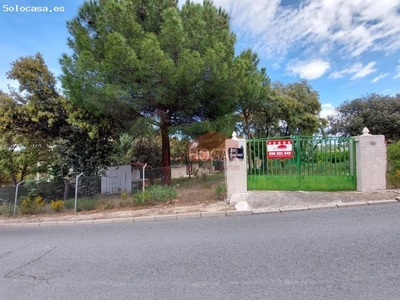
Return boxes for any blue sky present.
[1,0,400,119]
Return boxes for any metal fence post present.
[13,180,24,216]
[74,173,84,214]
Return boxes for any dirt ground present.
[0,200,231,224]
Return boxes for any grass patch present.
[173,173,225,203]
[76,197,97,212]
[0,204,13,217]
[134,185,178,205]
[64,198,75,210]
[172,172,224,188]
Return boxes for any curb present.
[1,199,399,228]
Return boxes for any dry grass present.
[4,173,226,218]
[93,172,226,210]
[173,172,226,205]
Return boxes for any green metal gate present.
[247,136,356,191]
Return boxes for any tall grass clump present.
[134,185,177,205]
[76,197,98,212]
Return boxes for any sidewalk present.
[1,190,399,227]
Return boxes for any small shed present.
[101,163,151,194]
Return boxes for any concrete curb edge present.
[1,199,399,228]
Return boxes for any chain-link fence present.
[0,176,101,204]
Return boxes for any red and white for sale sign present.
[266,140,293,159]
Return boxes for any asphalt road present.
[1,204,400,300]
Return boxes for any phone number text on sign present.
[267,140,293,159]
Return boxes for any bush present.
[0,204,13,217]
[314,150,349,163]
[214,183,227,201]
[20,196,45,215]
[388,141,400,187]
[51,199,65,212]
[24,179,65,201]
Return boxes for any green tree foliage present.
[0,132,49,186]
[4,53,67,141]
[232,49,270,138]
[0,53,119,181]
[0,54,62,184]
[252,80,322,137]
[115,131,162,168]
[170,136,196,178]
[328,94,400,141]
[60,0,238,184]
[387,141,400,187]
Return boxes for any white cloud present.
[286,59,330,80]
[350,62,377,80]
[394,64,400,79]
[330,62,377,80]
[371,73,389,83]
[191,0,400,60]
[320,103,336,119]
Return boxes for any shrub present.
[50,199,65,212]
[24,179,65,201]
[121,192,128,200]
[314,150,349,163]
[20,196,45,215]
[388,141,400,187]
[0,204,13,217]
[134,191,152,206]
[214,183,227,201]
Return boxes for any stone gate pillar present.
[225,132,248,203]
[355,128,387,192]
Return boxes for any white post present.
[142,163,147,193]
[354,127,387,192]
[225,132,248,204]
[13,180,24,216]
[74,173,84,213]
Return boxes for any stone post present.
[354,128,387,192]
[225,132,248,204]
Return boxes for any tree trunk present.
[160,119,171,185]
[63,179,69,201]
[243,110,252,139]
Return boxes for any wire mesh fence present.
[0,176,101,204]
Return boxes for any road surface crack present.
[0,245,30,259]
[4,240,69,280]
